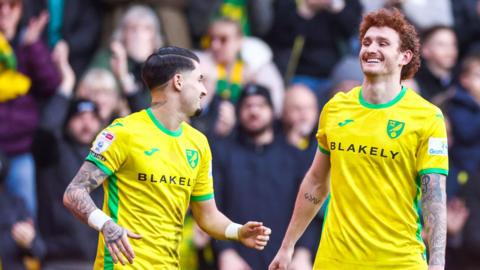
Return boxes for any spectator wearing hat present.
[34,92,102,269]
[211,84,319,270]
[0,150,46,270]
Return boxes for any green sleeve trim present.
[318,145,330,155]
[191,193,214,201]
[86,152,114,177]
[418,168,449,177]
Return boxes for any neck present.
[362,76,403,104]
[250,128,274,146]
[427,62,450,80]
[149,90,186,132]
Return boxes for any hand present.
[110,41,129,79]
[269,245,295,270]
[214,101,236,137]
[52,40,75,95]
[11,220,36,249]
[218,249,252,270]
[238,221,271,250]
[102,220,142,265]
[110,41,138,95]
[22,11,49,45]
[447,198,469,236]
[289,248,312,270]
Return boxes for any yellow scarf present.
[0,33,31,102]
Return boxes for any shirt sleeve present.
[316,101,330,155]
[191,138,214,201]
[85,120,129,176]
[416,109,449,176]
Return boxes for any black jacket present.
[266,0,362,78]
[446,87,480,172]
[33,94,103,262]
[211,129,320,269]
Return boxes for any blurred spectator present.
[0,0,60,217]
[444,115,470,270]
[35,97,102,269]
[0,150,46,270]
[31,42,103,269]
[198,18,284,115]
[90,4,164,112]
[282,84,319,156]
[266,0,362,99]
[416,25,458,101]
[76,68,124,125]
[329,55,364,97]
[212,84,318,270]
[446,54,480,173]
[23,0,102,77]
[452,0,480,56]
[188,0,273,45]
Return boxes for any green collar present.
[359,86,407,109]
[146,108,182,137]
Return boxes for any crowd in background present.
[0,0,479,269]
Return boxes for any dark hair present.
[141,46,200,90]
[460,54,480,76]
[421,25,455,45]
[359,8,421,80]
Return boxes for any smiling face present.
[178,61,207,117]
[359,26,412,80]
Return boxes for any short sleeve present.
[191,139,214,201]
[86,120,129,176]
[417,110,449,176]
[316,102,330,155]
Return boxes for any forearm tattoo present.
[421,173,446,266]
[64,162,107,223]
[304,192,321,205]
[103,220,125,243]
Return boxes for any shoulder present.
[102,110,148,140]
[182,122,211,150]
[404,89,444,118]
[323,86,361,112]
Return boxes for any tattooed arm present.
[269,150,331,270]
[63,161,141,265]
[421,173,447,269]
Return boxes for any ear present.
[400,50,413,66]
[173,74,183,92]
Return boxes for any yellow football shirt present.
[86,108,214,270]
[314,86,448,270]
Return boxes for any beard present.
[191,108,203,118]
[242,122,272,137]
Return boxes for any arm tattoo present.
[64,162,107,223]
[151,100,167,109]
[304,192,321,205]
[103,220,125,243]
[421,173,446,266]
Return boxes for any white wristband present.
[88,209,112,231]
[225,223,242,240]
